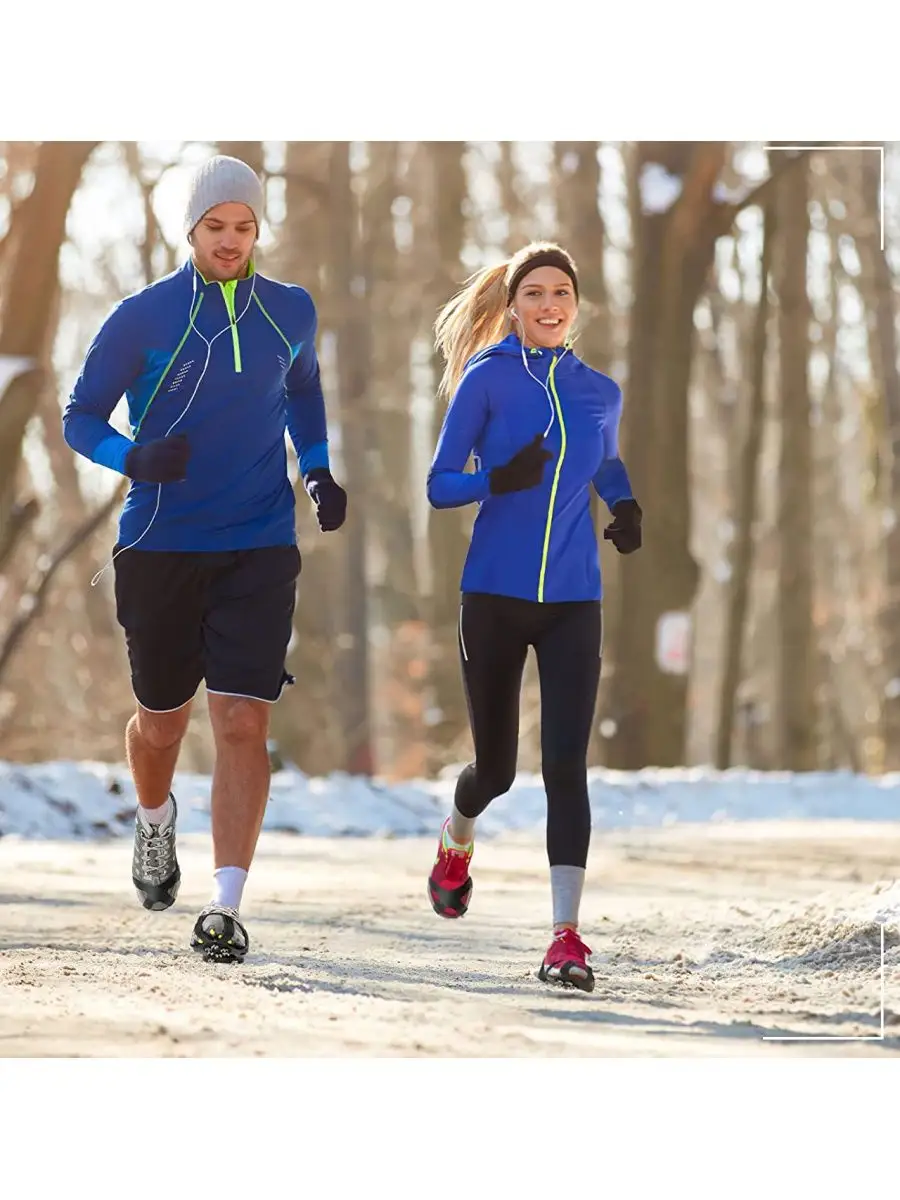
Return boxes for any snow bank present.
[1,760,899,841]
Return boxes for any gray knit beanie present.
[184,155,264,237]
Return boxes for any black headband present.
[506,251,579,303]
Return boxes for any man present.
[63,154,347,963]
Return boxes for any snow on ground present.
[3,760,900,1056]
[3,825,900,1056]
[1,759,899,842]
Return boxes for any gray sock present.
[448,803,476,846]
[550,865,585,928]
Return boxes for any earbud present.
[510,308,519,321]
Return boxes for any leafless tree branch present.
[0,480,127,685]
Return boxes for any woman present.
[425,242,642,992]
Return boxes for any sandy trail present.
[1,821,899,1057]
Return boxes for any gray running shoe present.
[132,794,181,911]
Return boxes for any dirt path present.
[1,822,899,1057]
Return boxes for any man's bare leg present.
[206,693,271,906]
[126,700,193,813]
[128,700,192,911]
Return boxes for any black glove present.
[305,468,347,532]
[124,434,190,483]
[603,498,642,554]
[489,433,553,496]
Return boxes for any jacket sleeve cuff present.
[93,433,134,476]
[298,440,330,480]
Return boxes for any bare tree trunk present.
[811,198,868,772]
[330,143,374,775]
[363,142,428,777]
[553,143,610,370]
[424,141,471,772]
[606,143,810,769]
[0,141,97,567]
[553,141,617,764]
[606,143,719,768]
[775,157,816,770]
[0,365,43,572]
[121,142,178,281]
[265,143,343,775]
[365,141,413,609]
[856,156,900,769]
[0,142,98,356]
[498,143,532,252]
[715,200,775,767]
[0,144,39,288]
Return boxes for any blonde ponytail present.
[433,241,580,399]
[433,263,511,399]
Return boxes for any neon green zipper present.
[537,355,566,603]
[220,280,242,372]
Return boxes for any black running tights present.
[454,592,602,868]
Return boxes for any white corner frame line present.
[762,922,886,1043]
[763,143,885,250]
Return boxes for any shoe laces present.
[137,823,175,880]
[437,831,472,884]
[551,928,592,962]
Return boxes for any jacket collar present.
[185,256,256,290]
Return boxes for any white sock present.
[213,866,248,912]
[550,865,585,929]
[138,795,172,827]
[447,804,476,847]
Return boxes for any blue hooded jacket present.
[427,334,633,603]
[62,258,331,552]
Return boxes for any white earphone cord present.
[90,265,258,588]
[510,307,570,437]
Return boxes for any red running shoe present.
[428,818,473,918]
[538,928,595,992]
